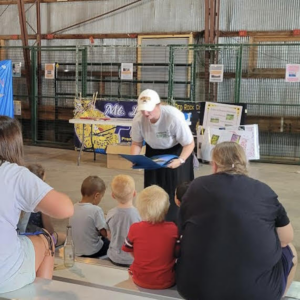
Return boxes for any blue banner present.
[0,60,13,118]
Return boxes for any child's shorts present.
[0,235,36,293]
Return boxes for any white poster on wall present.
[121,63,133,80]
[202,102,243,129]
[209,64,224,82]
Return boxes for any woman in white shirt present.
[130,89,195,222]
[0,116,74,293]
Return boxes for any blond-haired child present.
[122,185,178,289]
[70,176,109,258]
[106,175,140,267]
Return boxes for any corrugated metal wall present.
[1,0,300,37]
[0,0,204,35]
[219,0,300,31]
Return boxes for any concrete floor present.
[24,145,300,281]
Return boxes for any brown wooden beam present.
[0,32,200,40]
[17,0,31,97]
[197,70,286,79]
[219,30,297,37]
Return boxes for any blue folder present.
[120,154,178,170]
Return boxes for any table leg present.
[78,124,85,166]
[91,124,96,162]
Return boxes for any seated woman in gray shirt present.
[106,175,141,267]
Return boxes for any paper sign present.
[14,100,21,115]
[285,64,300,82]
[12,62,21,77]
[45,63,55,79]
[121,63,133,80]
[209,64,224,82]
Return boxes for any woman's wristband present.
[179,157,185,164]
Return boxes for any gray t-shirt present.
[106,207,141,265]
[131,105,193,149]
[70,203,107,256]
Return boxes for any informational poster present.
[285,64,300,82]
[202,102,242,128]
[14,100,21,115]
[200,124,260,161]
[45,63,55,79]
[120,63,133,80]
[209,64,224,82]
[12,62,21,77]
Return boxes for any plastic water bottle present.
[64,225,75,268]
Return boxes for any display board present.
[198,124,260,161]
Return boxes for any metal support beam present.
[17,0,31,96]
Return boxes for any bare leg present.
[283,243,298,297]
[28,234,54,279]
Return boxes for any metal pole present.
[168,46,175,104]
[31,48,37,143]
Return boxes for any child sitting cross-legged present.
[106,175,141,267]
[122,185,179,289]
[70,176,109,258]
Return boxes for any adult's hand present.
[167,158,182,169]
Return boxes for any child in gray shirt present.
[106,175,141,267]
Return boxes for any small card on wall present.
[285,64,300,82]
[45,63,55,79]
[14,100,21,115]
[12,62,21,77]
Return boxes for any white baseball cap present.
[137,89,160,112]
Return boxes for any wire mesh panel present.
[86,45,138,101]
[240,43,300,162]
[32,47,82,147]
[3,43,300,163]
[170,45,241,104]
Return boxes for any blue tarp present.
[0,60,13,118]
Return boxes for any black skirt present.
[144,143,194,223]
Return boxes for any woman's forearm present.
[130,141,143,155]
[179,140,195,161]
